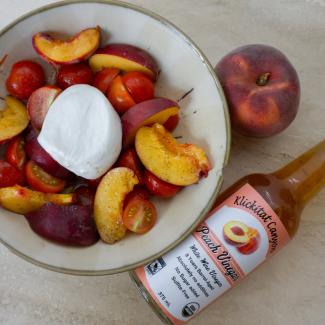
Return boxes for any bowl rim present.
[0,0,231,276]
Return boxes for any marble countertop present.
[0,1,324,324]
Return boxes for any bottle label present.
[135,184,290,324]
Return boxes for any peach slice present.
[121,98,180,148]
[237,228,261,254]
[27,86,62,130]
[33,26,101,65]
[89,44,159,80]
[94,167,139,244]
[223,221,250,246]
[135,123,211,186]
[0,185,75,214]
[0,96,29,142]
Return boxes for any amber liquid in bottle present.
[213,140,325,238]
[131,140,325,324]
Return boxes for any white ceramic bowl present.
[0,0,230,275]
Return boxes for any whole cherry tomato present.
[93,68,120,93]
[122,197,157,234]
[122,71,154,103]
[144,170,182,198]
[25,160,66,193]
[6,60,45,100]
[0,160,25,188]
[116,148,144,185]
[107,75,135,114]
[56,63,93,89]
[6,136,26,170]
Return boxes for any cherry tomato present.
[122,71,154,103]
[56,63,93,89]
[116,148,144,185]
[123,186,151,209]
[122,197,157,234]
[163,114,180,132]
[6,136,26,170]
[107,75,136,114]
[93,68,120,93]
[6,60,45,100]
[0,160,25,187]
[25,160,66,193]
[75,186,95,209]
[144,170,182,198]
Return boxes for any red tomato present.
[123,186,151,209]
[122,197,157,234]
[116,148,144,185]
[25,160,66,193]
[0,160,25,187]
[93,68,120,93]
[107,75,136,114]
[6,136,26,170]
[6,60,45,100]
[144,170,182,198]
[163,114,180,132]
[75,186,95,209]
[56,63,93,89]
[122,71,154,103]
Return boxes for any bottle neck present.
[272,140,325,207]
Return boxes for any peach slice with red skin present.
[135,123,210,186]
[89,44,159,80]
[121,98,180,148]
[27,86,62,130]
[94,167,139,244]
[0,96,29,143]
[33,26,101,65]
[237,228,261,254]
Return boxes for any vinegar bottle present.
[130,140,325,324]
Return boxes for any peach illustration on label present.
[223,220,260,254]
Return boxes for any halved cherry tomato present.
[122,71,154,103]
[93,68,120,93]
[107,75,136,114]
[122,197,157,234]
[6,136,26,170]
[117,148,144,185]
[144,170,182,198]
[123,186,151,209]
[0,160,25,187]
[163,114,180,132]
[25,160,66,193]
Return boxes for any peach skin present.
[89,43,159,80]
[121,98,180,148]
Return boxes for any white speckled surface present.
[0,1,325,324]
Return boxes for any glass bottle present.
[130,140,325,324]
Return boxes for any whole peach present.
[215,44,300,137]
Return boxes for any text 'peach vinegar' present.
[131,140,325,324]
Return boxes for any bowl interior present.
[0,1,229,274]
